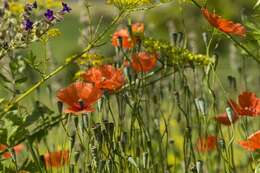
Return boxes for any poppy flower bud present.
[173,91,180,105]
[202,32,208,46]
[196,160,203,173]
[70,131,76,150]
[225,107,234,124]
[57,101,63,114]
[172,32,184,47]
[195,97,207,116]
[217,139,225,149]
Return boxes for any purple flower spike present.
[61,2,71,13]
[44,9,55,22]
[24,19,33,31]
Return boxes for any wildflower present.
[61,2,71,14]
[239,131,260,151]
[112,23,145,48]
[81,65,125,92]
[229,91,260,116]
[0,144,24,159]
[131,51,158,72]
[44,9,55,22]
[57,82,103,114]
[196,136,217,152]
[23,19,33,31]
[201,8,246,37]
[43,150,69,168]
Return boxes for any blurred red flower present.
[0,144,24,159]
[239,131,260,151]
[131,52,158,72]
[201,8,246,37]
[57,82,103,114]
[196,136,217,152]
[229,92,260,116]
[112,22,144,48]
[43,150,69,168]
[81,65,125,92]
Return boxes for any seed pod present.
[57,101,63,114]
[196,160,203,173]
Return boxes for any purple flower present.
[44,9,55,22]
[61,2,71,13]
[24,19,33,31]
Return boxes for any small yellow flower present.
[9,2,24,15]
[41,28,62,42]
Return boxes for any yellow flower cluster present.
[27,0,62,8]
[77,53,106,66]
[40,28,62,42]
[9,2,24,15]
[106,0,153,9]
[143,37,214,66]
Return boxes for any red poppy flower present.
[131,52,158,72]
[112,23,144,48]
[81,65,125,92]
[239,131,260,151]
[201,8,246,37]
[196,136,217,152]
[57,82,103,114]
[0,144,24,159]
[43,150,69,168]
[229,92,260,116]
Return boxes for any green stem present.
[227,34,260,64]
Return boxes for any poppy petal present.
[201,8,246,37]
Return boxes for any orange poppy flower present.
[112,23,144,48]
[43,150,69,168]
[201,8,246,37]
[131,22,145,34]
[229,92,260,116]
[57,82,103,114]
[196,136,217,152]
[131,52,158,72]
[0,144,24,159]
[81,65,125,92]
[239,131,260,151]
